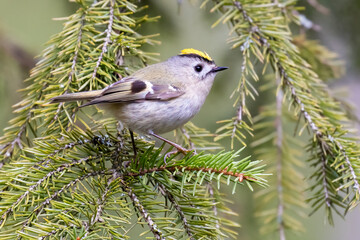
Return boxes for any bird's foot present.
[163,147,194,164]
[148,131,195,165]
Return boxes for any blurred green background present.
[0,0,359,239]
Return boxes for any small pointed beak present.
[211,66,228,73]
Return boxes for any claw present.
[163,150,178,164]
[148,131,196,164]
[163,148,194,165]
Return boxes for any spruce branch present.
[259,0,358,215]
[214,8,257,148]
[208,183,220,230]
[321,155,332,208]
[6,0,355,238]
[275,77,285,240]
[0,123,265,238]
[38,230,58,240]
[0,155,98,226]
[90,0,115,86]
[127,165,258,182]
[18,171,106,238]
[120,178,165,240]
[1,0,160,164]
[252,77,307,237]
[158,184,194,239]
[28,136,91,171]
[82,172,116,239]
[332,138,360,193]
[207,0,360,217]
[1,104,34,162]
[51,13,85,126]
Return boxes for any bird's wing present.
[82,78,184,106]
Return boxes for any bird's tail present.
[50,90,103,103]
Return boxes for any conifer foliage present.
[0,0,359,239]
[0,1,265,239]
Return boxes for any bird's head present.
[167,48,228,87]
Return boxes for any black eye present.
[194,64,203,73]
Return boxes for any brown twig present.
[126,165,256,182]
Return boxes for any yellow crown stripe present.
[180,48,213,62]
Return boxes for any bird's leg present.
[148,131,191,162]
[129,130,138,165]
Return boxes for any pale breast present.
[107,93,206,134]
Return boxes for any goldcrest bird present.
[51,48,228,154]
